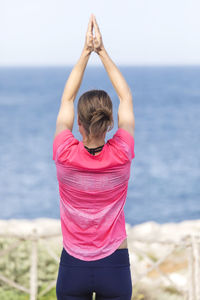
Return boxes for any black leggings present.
[56,247,133,300]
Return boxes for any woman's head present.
[77,89,114,142]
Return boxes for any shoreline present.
[0,217,200,236]
[0,218,200,245]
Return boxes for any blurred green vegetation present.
[0,237,183,300]
[0,237,60,299]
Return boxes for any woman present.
[54,14,135,300]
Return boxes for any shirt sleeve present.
[111,128,135,161]
[53,129,78,162]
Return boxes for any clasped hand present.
[84,14,104,54]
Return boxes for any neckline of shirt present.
[80,141,107,158]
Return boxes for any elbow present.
[119,93,133,103]
[119,88,132,102]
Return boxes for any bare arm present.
[98,48,132,101]
[92,15,135,137]
[54,15,94,138]
[54,49,91,137]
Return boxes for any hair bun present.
[91,108,110,122]
[101,109,110,121]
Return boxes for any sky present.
[0,0,200,66]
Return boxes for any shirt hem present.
[63,235,128,261]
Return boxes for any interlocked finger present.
[93,15,101,37]
[87,15,93,37]
[93,15,100,32]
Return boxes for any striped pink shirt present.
[53,128,135,261]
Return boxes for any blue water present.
[0,66,199,225]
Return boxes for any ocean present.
[0,66,199,225]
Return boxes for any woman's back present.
[53,127,135,261]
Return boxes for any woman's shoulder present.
[107,128,135,161]
[108,127,134,148]
[53,128,79,162]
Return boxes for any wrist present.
[82,47,92,57]
[97,46,107,58]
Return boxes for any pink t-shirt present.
[53,127,135,261]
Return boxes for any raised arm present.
[92,15,135,138]
[54,15,94,138]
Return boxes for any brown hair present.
[77,89,114,141]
